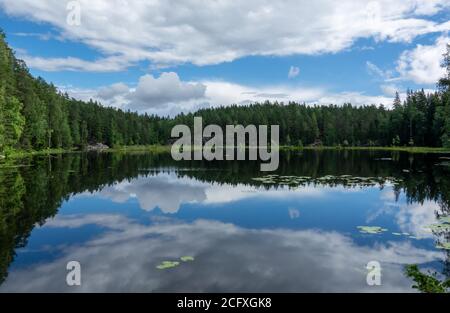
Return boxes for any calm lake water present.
[0,150,449,292]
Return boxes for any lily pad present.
[251,177,268,182]
[424,223,450,232]
[357,226,388,234]
[156,261,180,270]
[436,242,450,250]
[438,216,450,224]
[180,256,195,262]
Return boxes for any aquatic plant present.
[251,174,402,188]
[425,223,450,232]
[436,242,450,250]
[156,261,180,270]
[405,265,450,293]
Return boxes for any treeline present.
[1,29,450,153]
[175,90,450,147]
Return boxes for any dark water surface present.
[0,150,449,292]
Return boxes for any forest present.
[1,29,450,154]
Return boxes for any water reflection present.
[0,216,443,292]
[97,174,207,213]
[0,150,449,292]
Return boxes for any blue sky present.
[0,1,449,116]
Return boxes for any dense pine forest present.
[1,29,450,154]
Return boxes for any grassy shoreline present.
[1,145,450,160]
[280,146,450,153]
[1,148,78,159]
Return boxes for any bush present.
[442,134,450,148]
[405,265,450,293]
[392,135,400,146]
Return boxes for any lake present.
[0,150,449,292]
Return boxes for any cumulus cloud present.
[1,0,449,70]
[128,72,206,109]
[63,73,399,116]
[97,83,129,100]
[380,84,400,96]
[288,66,300,79]
[395,201,442,238]
[397,35,449,84]
[83,72,208,112]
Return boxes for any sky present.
[0,0,449,116]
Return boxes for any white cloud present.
[367,61,386,78]
[79,72,207,112]
[18,54,132,72]
[12,31,55,41]
[1,0,449,70]
[315,91,394,107]
[97,83,129,100]
[380,84,400,96]
[97,174,207,214]
[395,201,441,238]
[129,72,206,109]
[288,66,300,79]
[63,73,398,116]
[203,81,395,108]
[397,35,449,84]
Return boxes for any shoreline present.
[1,145,450,160]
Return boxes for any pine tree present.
[80,121,88,147]
[438,44,450,148]
[1,89,25,148]
[0,88,5,152]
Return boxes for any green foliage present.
[442,134,450,149]
[405,265,450,293]
[392,135,401,146]
[0,89,24,148]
